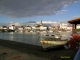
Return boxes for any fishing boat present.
[40,34,68,50]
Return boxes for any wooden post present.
[74,24,77,33]
[75,24,77,29]
[72,24,74,34]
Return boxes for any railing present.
[73,47,80,60]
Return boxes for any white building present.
[1,26,7,30]
[24,25,32,30]
[8,26,14,30]
[18,27,23,30]
[0,26,3,29]
[32,26,36,30]
[67,26,72,31]
[8,25,16,30]
[60,23,68,29]
[40,26,47,30]
[77,24,80,29]
[35,20,47,31]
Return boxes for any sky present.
[0,0,80,24]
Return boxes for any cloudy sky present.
[0,0,80,23]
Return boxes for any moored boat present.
[40,34,68,50]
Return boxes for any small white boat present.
[40,34,68,50]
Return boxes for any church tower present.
[40,20,43,26]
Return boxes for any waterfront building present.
[8,26,14,30]
[49,26,56,30]
[0,26,3,32]
[16,26,23,32]
[2,26,7,30]
[0,26,3,29]
[67,26,72,31]
[40,26,47,30]
[60,23,68,29]
[31,26,36,32]
[24,25,32,30]
[1,26,8,32]
[76,24,80,29]
[23,25,32,32]
[8,25,16,30]
[8,25,16,32]
[35,20,47,31]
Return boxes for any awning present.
[68,17,80,24]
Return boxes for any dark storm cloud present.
[0,0,79,18]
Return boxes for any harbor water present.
[0,32,72,46]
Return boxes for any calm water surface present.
[0,32,72,46]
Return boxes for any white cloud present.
[0,0,79,18]
[9,22,21,26]
[37,21,58,24]
[74,1,78,3]
[61,10,67,13]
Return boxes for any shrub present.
[68,34,80,50]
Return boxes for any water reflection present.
[9,32,14,41]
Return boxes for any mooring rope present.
[35,34,40,45]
